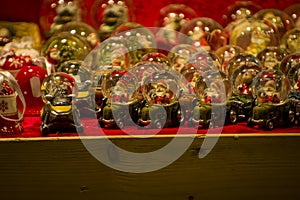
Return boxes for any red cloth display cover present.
[1,0,300,137]
[2,116,296,138]
[0,0,299,29]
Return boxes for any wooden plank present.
[0,135,299,200]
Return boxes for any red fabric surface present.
[1,0,300,138]
[0,0,299,29]
[1,116,297,138]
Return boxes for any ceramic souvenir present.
[15,65,48,116]
[0,71,26,135]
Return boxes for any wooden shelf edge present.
[0,133,300,142]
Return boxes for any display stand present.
[0,0,300,199]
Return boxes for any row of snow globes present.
[1,1,300,135]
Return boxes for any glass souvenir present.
[83,36,133,115]
[96,69,127,128]
[59,21,100,49]
[15,65,48,116]
[39,0,87,38]
[284,3,300,28]
[112,23,157,64]
[226,53,261,78]
[0,71,26,135]
[93,62,159,129]
[253,9,295,39]
[231,64,261,96]
[191,72,231,128]
[180,63,202,95]
[40,72,83,135]
[188,51,222,73]
[256,46,287,70]
[57,60,97,118]
[98,69,146,129]
[91,0,133,41]
[179,63,227,127]
[215,45,244,74]
[280,28,300,54]
[138,70,183,128]
[229,18,279,56]
[221,1,262,27]
[179,17,226,52]
[248,69,294,130]
[280,52,300,75]
[155,4,198,47]
[168,44,198,72]
[287,62,300,96]
[140,52,171,71]
[287,62,300,125]
[228,62,261,123]
[41,31,91,72]
[90,36,132,71]
[130,61,161,99]
[0,50,33,77]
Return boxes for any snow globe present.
[140,52,171,71]
[41,31,91,72]
[112,22,157,65]
[155,4,198,48]
[253,8,295,39]
[222,1,262,27]
[287,62,300,125]
[191,70,230,128]
[226,53,261,78]
[59,21,100,49]
[229,17,279,56]
[57,60,97,118]
[215,45,245,74]
[188,51,222,73]
[280,28,300,54]
[284,3,300,28]
[167,44,198,72]
[40,72,83,135]
[248,69,294,130]
[228,62,261,122]
[280,52,300,75]
[179,17,226,52]
[256,46,287,70]
[138,70,183,128]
